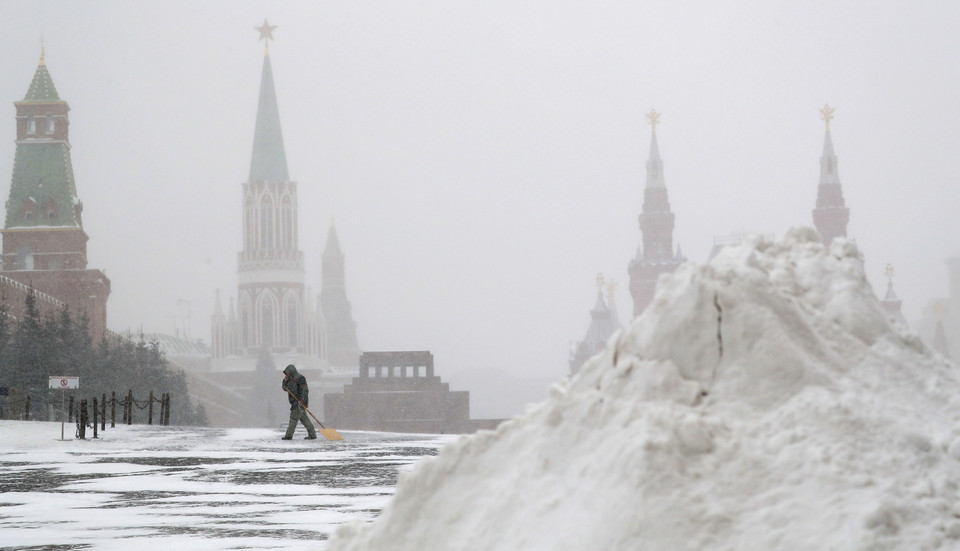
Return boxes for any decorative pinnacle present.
[646,109,661,134]
[820,104,835,131]
[884,263,894,284]
[934,300,946,321]
[255,19,278,55]
[596,273,605,293]
[605,280,618,303]
[39,38,45,66]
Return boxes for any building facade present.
[0,50,110,340]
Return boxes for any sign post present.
[49,376,79,440]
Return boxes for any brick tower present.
[628,110,685,317]
[812,104,850,246]
[0,49,110,340]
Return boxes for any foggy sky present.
[0,1,958,382]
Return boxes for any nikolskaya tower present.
[211,21,360,376]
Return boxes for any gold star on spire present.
[39,37,45,66]
[820,104,835,131]
[255,19,278,56]
[596,273,605,293]
[646,109,661,134]
[884,263,895,284]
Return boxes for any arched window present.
[21,199,36,223]
[43,198,58,221]
[244,196,254,250]
[281,195,294,250]
[239,293,253,349]
[258,291,278,348]
[259,196,274,249]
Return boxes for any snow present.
[328,228,960,551]
[0,422,452,549]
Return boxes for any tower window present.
[44,199,58,221]
[27,117,36,134]
[45,116,55,134]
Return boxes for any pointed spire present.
[228,296,237,322]
[605,279,621,328]
[323,220,343,257]
[570,274,622,375]
[645,109,665,189]
[819,104,840,186]
[248,23,289,183]
[23,47,60,102]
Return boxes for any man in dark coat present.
[281,364,317,440]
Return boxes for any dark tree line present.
[0,290,206,425]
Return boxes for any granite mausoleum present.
[324,351,502,434]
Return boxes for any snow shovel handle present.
[284,387,327,429]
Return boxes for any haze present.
[1,2,957,399]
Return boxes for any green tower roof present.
[249,54,289,182]
[5,142,80,229]
[23,52,60,102]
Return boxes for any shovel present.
[285,387,343,441]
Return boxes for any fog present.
[1,2,958,389]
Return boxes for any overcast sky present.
[0,1,957,381]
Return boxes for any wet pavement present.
[0,424,452,550]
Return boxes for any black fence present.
[2,389,172,438]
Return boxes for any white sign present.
[48,376,79,390]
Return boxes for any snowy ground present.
[0,420,452,550]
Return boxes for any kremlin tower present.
[0,49,110,340]
[569,275,622,375]
[628,110,685,317]
[879,264,907,326]
[812,104,850,246]
[211,21,360,386]
[320,221,360,367]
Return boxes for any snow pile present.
[327,228,960,551]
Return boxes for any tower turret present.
[320,220,360,367]
[628,110,685,317]
[0,49,110,340]
[879,264,907,326]
[570,274,623,375]
[812,104,850,246]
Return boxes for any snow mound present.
[328,228,960,551]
